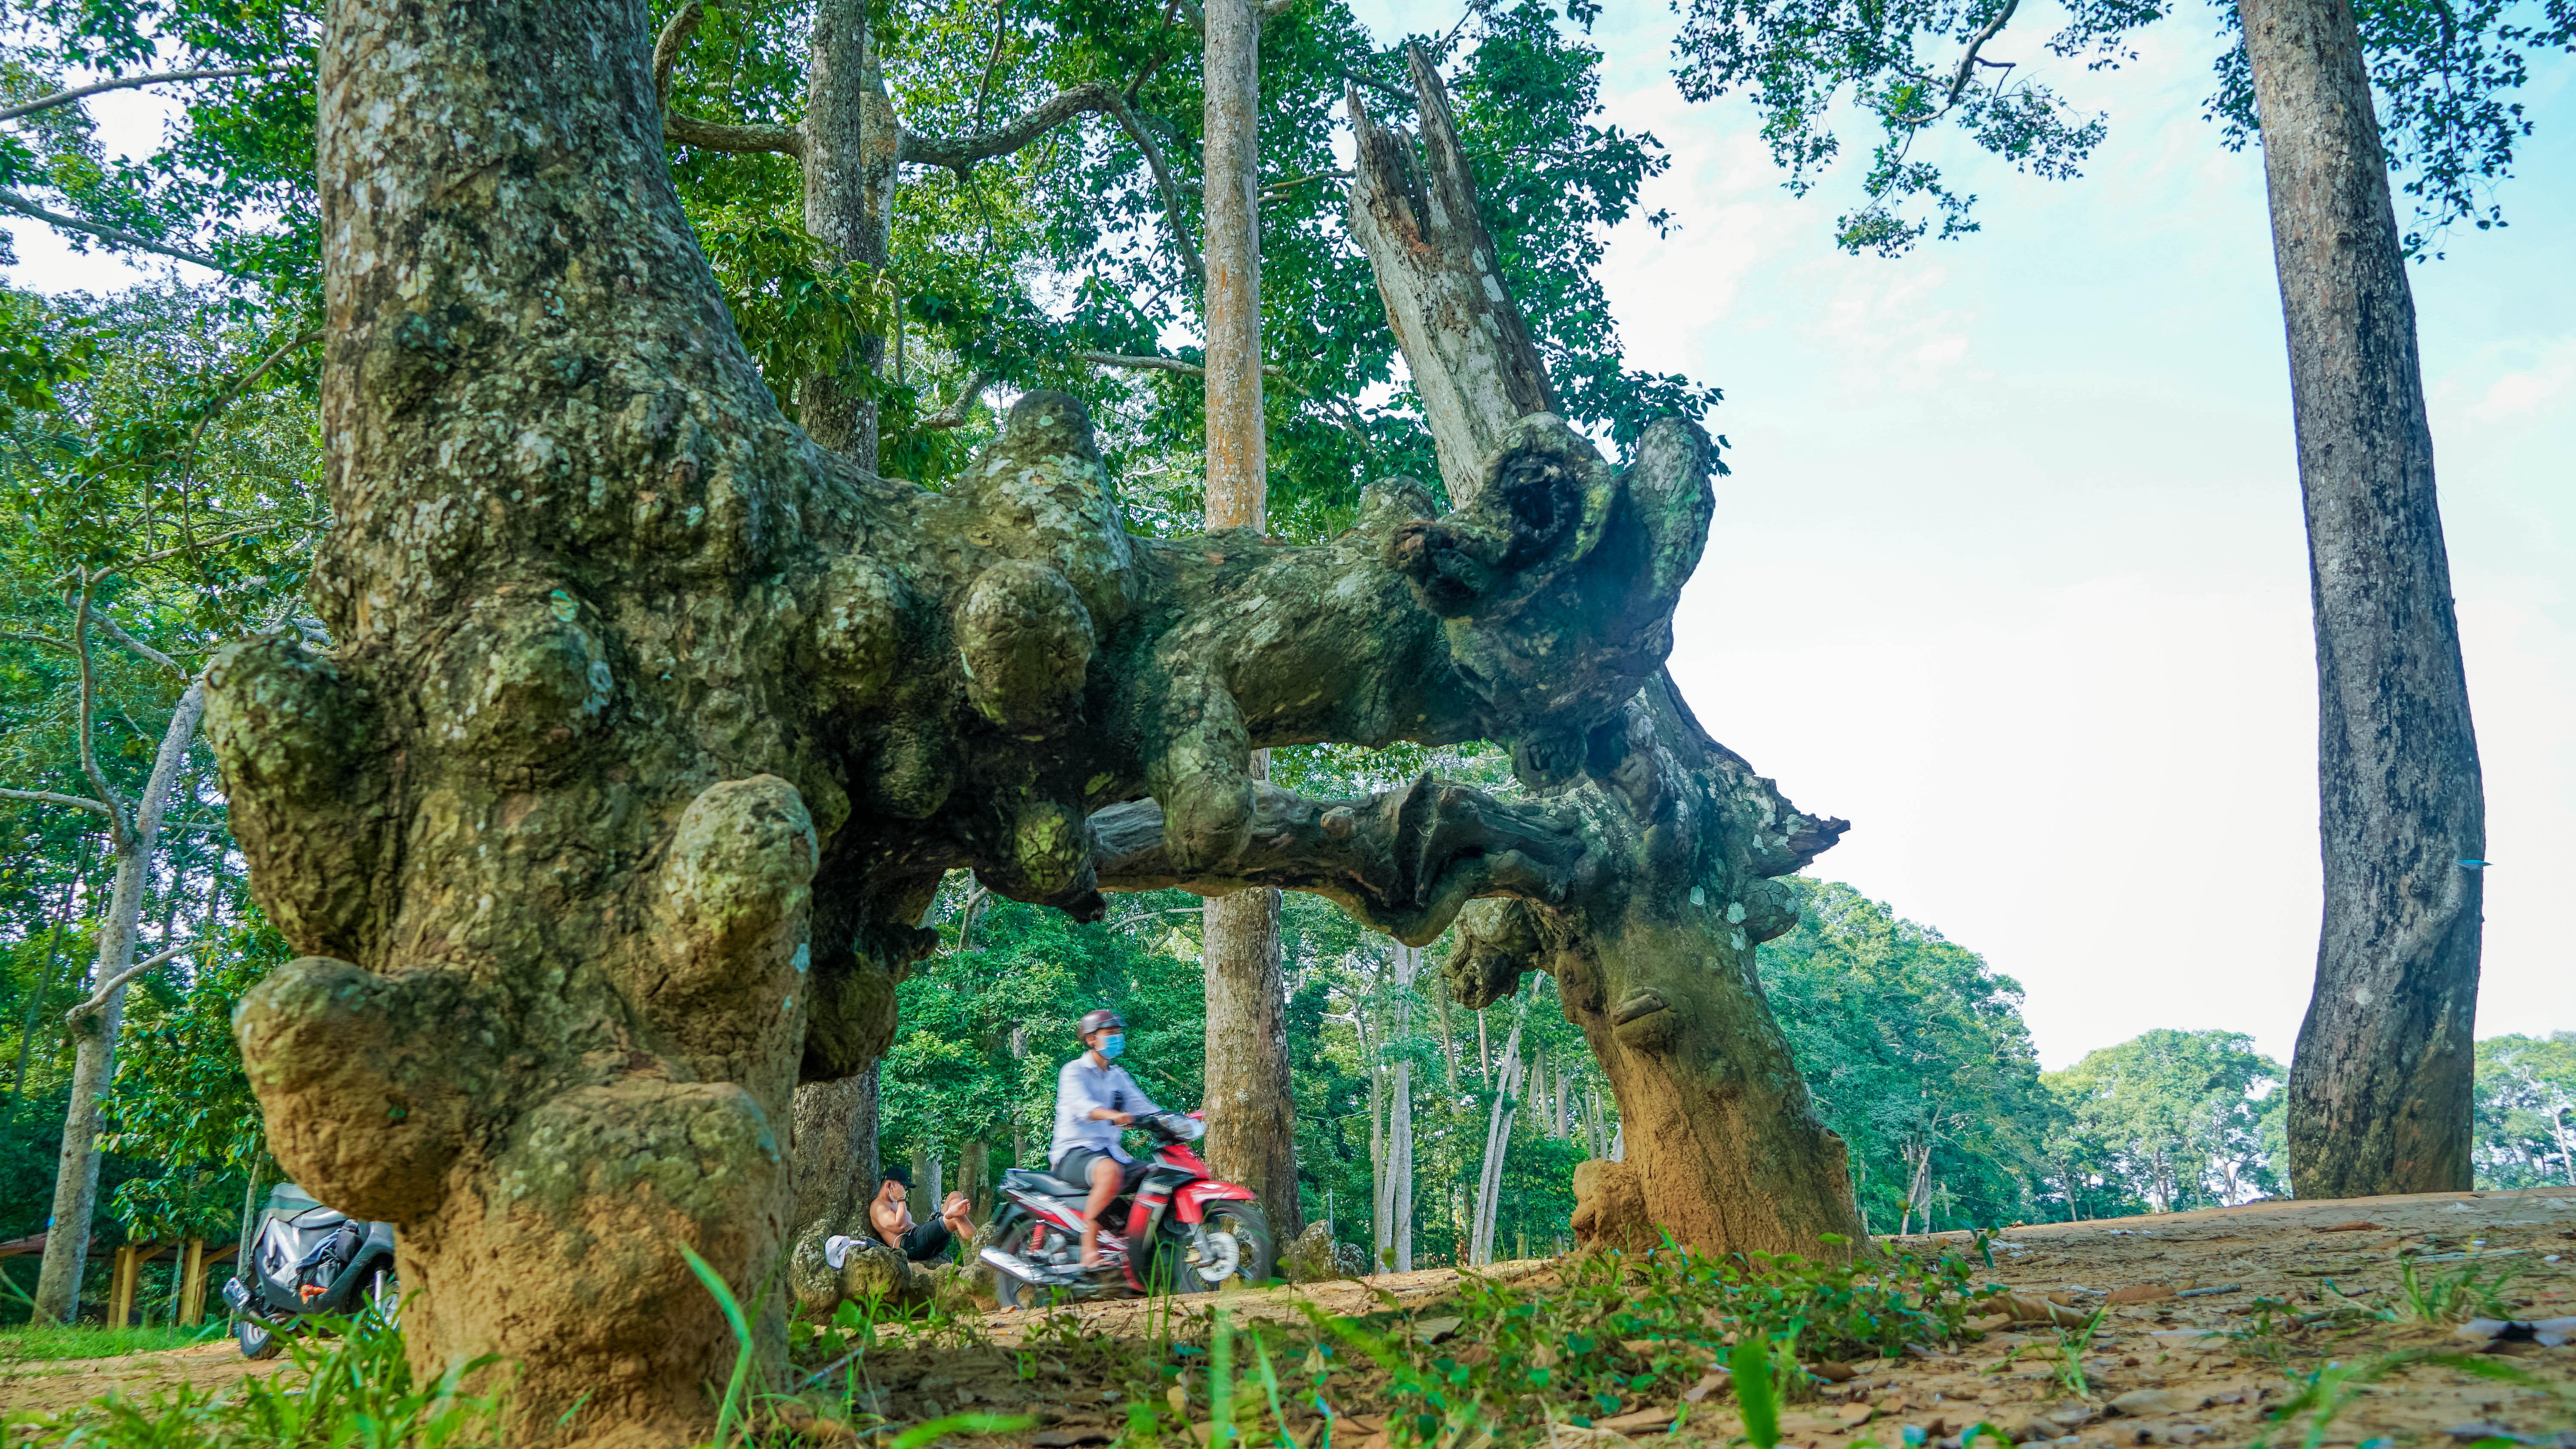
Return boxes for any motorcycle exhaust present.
[980,1246,1081,1287]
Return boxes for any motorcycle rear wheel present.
[989,1217,1053,1310]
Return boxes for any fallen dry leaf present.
[1601,1406,1678,1434]
[1835,1401,1875,1426]
[2107,1283,2176,1305]
[1681,1371,1727,1403]
[1994,1293,2092,1327]
[1411,1315,1464,1343]
[2311,1220,2382,1232]
[2110,1388,2199,1418]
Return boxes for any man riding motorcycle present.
[976,1006,1273,1303]
[1052,1007,1159,1268]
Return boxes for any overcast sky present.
[9,3,2568,1071]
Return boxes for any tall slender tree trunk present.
[1197,0,1299,1243]
[2240,0,2486,1200]
[959,1139,988,1222]
[33,681,206,1323]
[1434,987,1457,1090]
[1368,1028,1388,1267]
[1469,990,1527,1266]
[796,0,896,465]
[1393,945,1416,1271]
[1376,942,1417,1272]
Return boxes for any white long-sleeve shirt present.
[1050,1054,1161,1164]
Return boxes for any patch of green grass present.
[2257,1348,2574,1449]
[1178,1237,2006,1446]
[0,1322,219,1364]
[2047,1310,2106,1399]
[3,1310,505,1448]
[2394,1256,2524,1325]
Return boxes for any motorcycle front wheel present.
[366,1267,401,1326]
[235,1316,282,1361]
[1159,1202,1274,1294]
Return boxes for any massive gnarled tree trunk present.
[206,5,1847,1441]
[196,6,1731,1441]
[2238,0,2486,1199]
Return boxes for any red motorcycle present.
[980,1110,1274,1304]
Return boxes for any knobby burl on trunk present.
[197,2,1725,1437]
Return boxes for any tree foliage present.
[1756,879,2056,1233]
[2473,1032,2576,1188]
[1672,0,2576,255]
[2045,1027,2286,1215]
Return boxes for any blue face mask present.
[1098,1033,1126,1060]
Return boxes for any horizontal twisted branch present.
[1091,774,1599,946]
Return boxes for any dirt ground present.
[0,1337,291,1419]
[830,1186,2576,1447]
[5,1186,2570,1444]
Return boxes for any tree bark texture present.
[1200,0,1264,520]
[204,2,1826,1436]
[788,1063,877,1236]
[2239,0,2487,1198]
[33,681,205,1322]
[1203,882,1299,1235]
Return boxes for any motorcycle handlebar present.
[1138,1109,1206,1143]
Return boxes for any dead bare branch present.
[0,64,283,125]
[654,2,807,158]
[0,188,228,272]
[1944,0,2022,108]
[64,940,197,1023]
[0,788,114,816]
[911,370,994,431]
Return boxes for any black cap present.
[881,1162,912,1189]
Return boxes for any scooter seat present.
[1002,1167,1087,1197]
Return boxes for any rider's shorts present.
[1054,1148,1151,1197]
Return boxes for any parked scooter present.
[979,1109,1273,1304]
[221,1182,398,1359]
